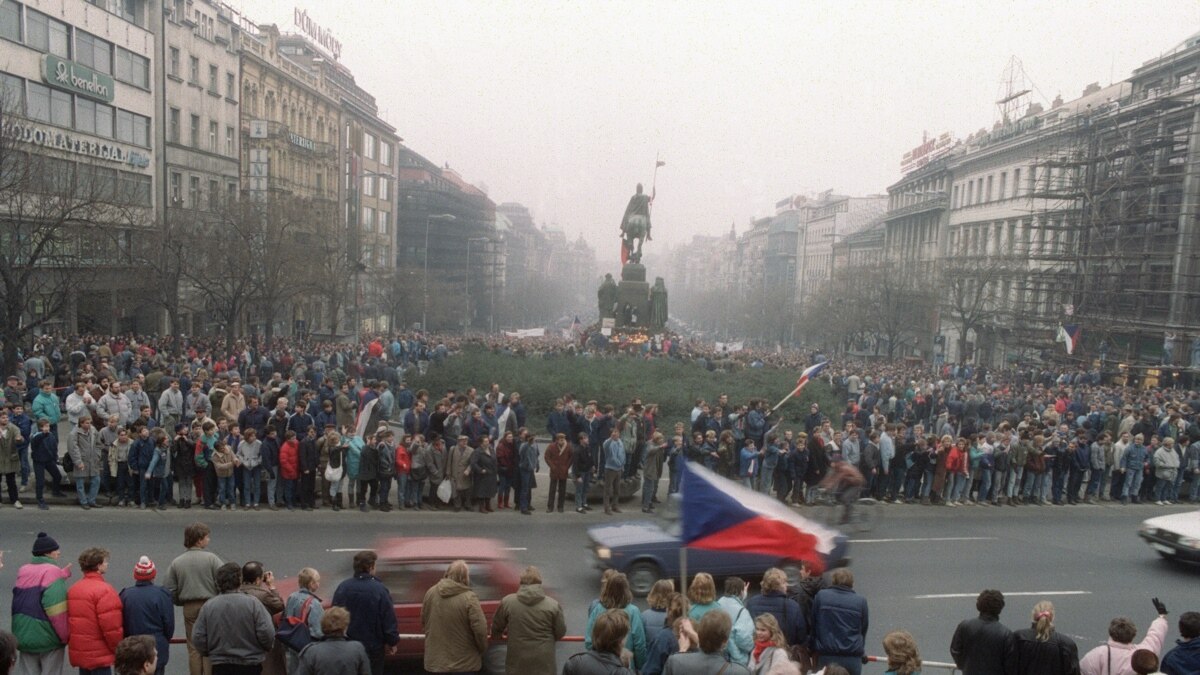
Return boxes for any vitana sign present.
[42,55,116,103]
[2,120,151,169]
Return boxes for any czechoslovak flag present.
[1056,324,1081,355]
[790,361,829,397]
[681,462,846,574]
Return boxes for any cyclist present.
[819,456,865,525]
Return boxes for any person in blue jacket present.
[331,551,398,675]
[1161,611,1200,675]
[810,568,868,675]
[119,556,175,675]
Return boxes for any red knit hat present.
[134,556,156,581]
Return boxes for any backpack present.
[276,596,315,652]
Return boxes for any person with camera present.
[1080,599,1169,675]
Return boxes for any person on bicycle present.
[820,454,865,525]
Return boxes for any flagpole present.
[679,546,687,596]
[769,384,805,414]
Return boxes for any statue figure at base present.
[649,277,668,330]
[598,273,618,319]
[620,183,653,265]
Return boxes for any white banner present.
[715,341,744,353]
[504,328,545,338]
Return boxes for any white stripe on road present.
[326,548,367,552]
[848,536,999,544]
[502,547,528,551]
[913,591,1091,599]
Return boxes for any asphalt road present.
[0,499,1195,674]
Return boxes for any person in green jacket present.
[31,382,61,428]
[13,532,72,675]
[584,573,647,670]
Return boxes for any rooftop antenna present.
[996,56,1032,124]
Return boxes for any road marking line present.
[502,547,528,551]
[326,548,367,552]
[848,536,999,544]
[913,591,1091,599]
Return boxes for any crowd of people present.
[3,524,1197,675]
[2,333,1199,513]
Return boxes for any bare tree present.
[252,198,316,343]
[307,206,356,336]
[942,258,1008,362]
[0,98,144,374]
[848,266,937,359]
[184,199,266,349]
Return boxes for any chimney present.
[1082,82,1101,96]
[1052,94,1064,108]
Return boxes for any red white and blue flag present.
[790,361,829,396]
[681,462,845,573]
[1056,324,1081,355]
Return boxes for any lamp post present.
[423,213,456,332]
[353,170,395,345]
[466,236,488,333]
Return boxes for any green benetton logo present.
[42,54,115,103]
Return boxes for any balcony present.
[886,194,949,220]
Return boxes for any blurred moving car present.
[587,500,849,596]
[1139,510,1200,563]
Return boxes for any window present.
[952,184,959,208]
[189,114,199,147]
[115,47,149,88]
[985,175,993,202]
[379,177,389,201]
[26,81,51,123]
[225,72,235,99]
[169,107,180,142]
[225,126,235,156]
[0,1,21,43]
[116,173,151,206]
[380,142,391,167]
[75,31,112,75]
[1012,169,1021,198]
[0,73,22,112]
[188,176,200,206]
[227,182,237,202]
[115,109,149,146]
[75,98,113,138]
[362,206,374,232]
[208,64,218,93]
[208,179,219,210]
[379,212,389,235]
[966,181,973,205]
[208,121,217,152]
[189,56,199,84]
[49,88,71,127]
[998,172,1007,199]
[168,47,180,77]
[27,10,69,58]
[363,175,375,197]
[363,132,376,159]
[169,172,182,202]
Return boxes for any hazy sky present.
[234,0,1199,261]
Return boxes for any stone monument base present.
[616,264,650,328]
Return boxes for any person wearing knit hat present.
[119,556,173,675]
[31,532,59,557]
[13,532,71,674]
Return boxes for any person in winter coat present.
[69,417,104,509]
[170,425,196,509]
[235,428,262,510]
[258,428,280,510]
[1152,439,1181,504]
[29,418,67,509]
[190,563,275,673]
[663,610,752,675]
[14,532,72,675]
[119,557,174,675]
[810,568,868,675]
[282,568,325,675]
[294,608,369,675]
[356,433,380,512]
[0,411,25,508]
[421,560,488,674]
[564,609,635,675]
[278,431,300,510]
[1004,600,1080,675]
[585,573,647,670]
[1080,603,1169,675]
[210,441,236,510]
[951,589,1011,675]
[544,433,572,513]
[1160,611,1200,675]
[495,430,518,510]
[67,547,124,674]
[717,578,755,667]
[470,439,498,512]
[129,426,155,508]
[331,551,398,675]
[32,381,62,428]
[375,431,396,511]
[518,431,540,515]
[746,568,806,650]
[447,436,474,512]
[143,430,171,510]
[297,428,320,511]
[748,614,792,675]
[490,566,566,675]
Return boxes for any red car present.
[374,536,524,660]
[275,537,525,663]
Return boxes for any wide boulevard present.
[0,498,1195,673]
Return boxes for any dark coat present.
[951,613,1011,675]
[330,574,398,656]
[1004,626,1080,675]
[809,585,868,657]
[470,448,498,499]
[746,591,806,647]
[119,581,175,670]
[1161,637,1200,675]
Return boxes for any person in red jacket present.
[279,430,300,511]
[67,547,123,675]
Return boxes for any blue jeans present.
[1052,468,1066,503]
[575,474,591,510]
[1023,471,1044,500]
[1122,469,1143,501]
[75,476,101,506]
[978,469,992,501]
[115,462,134,503]
[1154,476,1175,502]
[950,473,969,501]
[1006,467,1023,498]
[1085,468,1103,497]
[18,445,29,485]
[1189,471,1200,500]
[394,474,408,506]
[243,466,261,506]
[283,479,297,508]
[498,473,513,504]
[266,473,278,506]
[217,476,235,505]
[140,474,158,506]
[668,460,681,494]
[406,478,424,507]
[157,475,171,506]
[920,468,935,497]
[518,469,535,512]
[378,475,393,506]
[759,466,775,495]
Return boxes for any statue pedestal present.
[615,264,650,328]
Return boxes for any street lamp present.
[466,236,489,333]
[353,170,395,345]
[423,213,456,332]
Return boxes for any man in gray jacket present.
[192,563,275,675]
[295,607,370,675]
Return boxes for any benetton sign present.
[293,8,341,60]
[42,54,115,103]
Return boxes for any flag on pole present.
[790,361,829,396]
[656,160,666,167]
[571,315,582,334]
[1056,324,1081,355]
[681,462,845,573]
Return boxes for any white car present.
[1139,510,1200,563]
